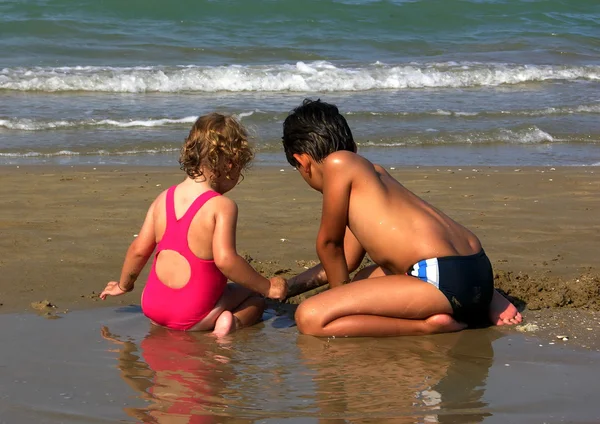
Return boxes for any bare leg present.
[489,289,522,326]
[233,293,265,327]
[352,264,459,332]
[355,266,522,328]
[351,264,391,281]
[213,294,265,337]
[190,283,265,335]
[295,275,467,337]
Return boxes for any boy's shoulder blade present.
[325,150,361,167]
[326,151,375,174]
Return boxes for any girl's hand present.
[100,281,129,300]
[267,276,288,301]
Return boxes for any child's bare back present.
[331,151,481,275]
[149,185,226,290]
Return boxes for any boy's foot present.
[212,311,237,337]
[425,314,467,334]
[489,289,522,326]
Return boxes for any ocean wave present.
[347,103,600,119]
[0,147,179,157]
[3,126,595,160]
[0,117,197,131]
[1,62,598,93]
[3,103,599,132]
[0,112,260,131]
[358,126,556,147]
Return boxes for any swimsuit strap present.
[165,186,178,227]
[175,190,221,229]
[160,186,220,249]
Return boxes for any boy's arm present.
[316,160,353,288]
[100,199,158,299]
[344,228,367,272]
[287,228,365,297]
[212,197,287,300]
[373,163,392,178]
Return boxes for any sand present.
[1,165,599,347]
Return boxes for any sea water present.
[1,307,599,423]
[1,0,599,167]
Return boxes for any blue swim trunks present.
[408,250,494,326]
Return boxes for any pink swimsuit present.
[142,186,227,331]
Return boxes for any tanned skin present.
[290,150,521,337]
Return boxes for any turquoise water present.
[1,0,599,166]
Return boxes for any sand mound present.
[495,269,600,311]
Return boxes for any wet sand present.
[1,164,600,423]
[1,164,599,348]
[0,306,599,423]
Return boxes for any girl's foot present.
[489,289,522,326]
[212,311,237,337]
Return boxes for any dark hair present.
[282,99,356,167]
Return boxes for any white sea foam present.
[2,101,598,132]
[343,103,600,119]
[0,116,197,131]
[0,147,179,157]
[497,127,554,144]
[0,110,260,131]
[358,126,556,147]
[235,110,255,120]
[0,150,81,157]
[1,62,598,93]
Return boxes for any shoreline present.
[1,164,598,348]
[3,145,600,169]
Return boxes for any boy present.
[283,99,521,337]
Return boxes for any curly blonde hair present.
[179,113,254,182]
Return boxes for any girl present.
[100,113,287,336]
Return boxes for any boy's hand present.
[267,276,288,301]
[100,281,129,300]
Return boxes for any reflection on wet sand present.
[102,325,234,423]
[295,329,502,423]
[103,317,503,423]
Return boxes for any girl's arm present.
[212,197,287,300]
[100,200,158,299]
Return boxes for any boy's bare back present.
[322,150,482,274]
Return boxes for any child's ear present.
[293,153,312,174]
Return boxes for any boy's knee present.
[295,302,323,336]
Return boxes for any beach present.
[2,0,600,421]
[1,164,598,346]
[2,164,600,423]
